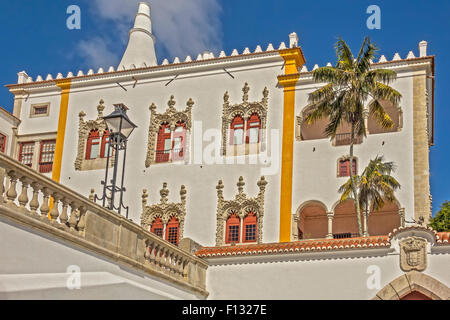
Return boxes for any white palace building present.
[0,2,448,300]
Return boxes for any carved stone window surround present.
[221,83,269,156]
[140,183,187,244]
[215,176,267,246]
[74,99,114,171]
[145,95,194,167]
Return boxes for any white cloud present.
[77,37,119,69]
[77,0,223,67]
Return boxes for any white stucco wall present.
[55,60,284,246]
[205,250,449,300]
[0,215,203,300]
[10,54,433,247]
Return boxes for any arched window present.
[86,129,100,160]
[230,115,244,145]
[225,213,240,243]
[156,123,171,163]
[150,217,164,238]
[243,212,257,242]
[165,216,180,246]
[246,113,261,144]
[172,121,186,161]
[338,158,357,177]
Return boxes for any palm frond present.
[312,67,350,86]
[371,82,402,105]
[357,39,377,75]
[308,83,334,104]
[335,38,354,70]
[365,69,397,85]
[368,99,394,129]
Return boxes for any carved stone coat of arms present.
[399,236,427,272]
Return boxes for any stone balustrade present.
[0,153,208,298]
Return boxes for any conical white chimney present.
[118,2,157,69]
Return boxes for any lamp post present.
[95,103,137,218]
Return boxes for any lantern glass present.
[103,104,137,139]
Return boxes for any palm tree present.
[339,155,401,236]
[304,37,401,236]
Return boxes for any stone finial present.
[242,83,249,103]
[142,189,148,207]
[237,176,245,194]
[262,87,269,103]
[89,189,95,201]
[168,95,176,110]
[257,176,268,193]
[419,40,427,57]
[160,182,169,203]
[180,185,187,203]
[186,98,194,109]
[223,91,229,105]
[97,99,105,118]
[79,111,86,121]
[216,180,224,199]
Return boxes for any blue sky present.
[0,0,448,214]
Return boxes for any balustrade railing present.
[335,133,363,146]
[0,153,207,296]
[332,232,361,239]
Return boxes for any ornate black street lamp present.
[95,103,137,218]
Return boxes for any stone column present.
[326,212,334,239]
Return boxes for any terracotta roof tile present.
[436,232,450,244]
[195,235,390,258]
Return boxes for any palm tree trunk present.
[349,124,363,236]
[363,202,369,237]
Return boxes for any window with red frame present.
[86,130,100,160]
[39,140,56,173]
[225,213,240,243]
[338,159,357,177]
[150,217,164,238]
[0,133,6,153]
[165,216,180,246]
[246,113,261,144]
[230,115,244,145]
[243,212,257,242]
[156,123,171,163]
[19,142,34,167]
[172,122,186,161]
[100,130,112,158]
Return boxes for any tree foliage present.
[339,155,400,236]
[429,201,450,232]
